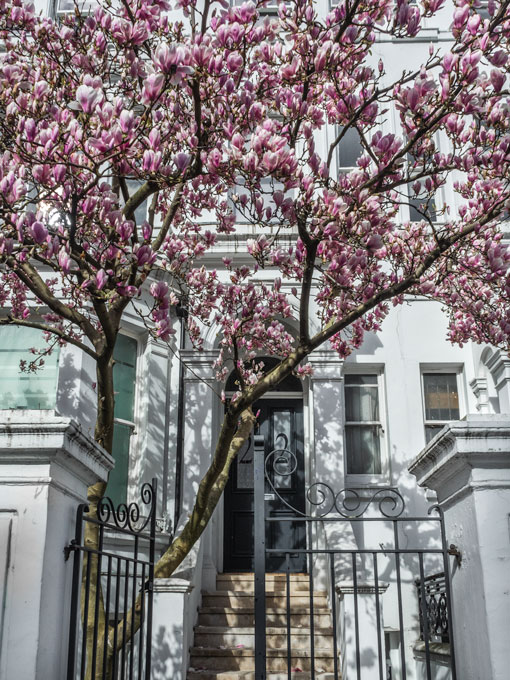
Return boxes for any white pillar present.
[0,411,113,680]
[178,349,219,589]
[308,350,345,488]
[151,578,194,680]
[409,415,510,680]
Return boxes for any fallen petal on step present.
[292,668,303,672]
[236,644,245,648]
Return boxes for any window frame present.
[51,0,98,19]
[343,365,390,486]
[420,365,465,444]
[107,329,143,505]
[335,124,362,176]
[0,324,60,411]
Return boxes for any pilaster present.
[409,415,510,680]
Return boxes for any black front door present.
[223,399,306,572]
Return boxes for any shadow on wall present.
[152,623,184,680]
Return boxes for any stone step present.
[216,582,315,594]
[216,573,313,592]
[198,608,332,628]
[193,626,334,650]
[188,672,337,680]
[201,592,328,609]
[217,573,310,583]
[190,647,336,672]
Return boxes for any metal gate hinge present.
[64,540,77,562]
[448,543,462,566]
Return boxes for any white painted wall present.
[0,413,112,680]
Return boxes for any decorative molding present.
[0,412,114,488]
[308,350,344,380]
[180,349,219,381]
[485,350,510,389]
[153,577,194,594]
[408,415,510,503]
[469,377,490,414]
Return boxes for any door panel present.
[223,399,305,572]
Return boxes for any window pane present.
[236,436,254,490]
[338,127,361,169]
[409,193,437,222]
[345,374,378,385]
[108,422,132,506]
[113,335,137,422]
[272,409,293,489]
[126,180,148,226]
[423,373,459,421]
[57,0,97,12]
[346,425,382,474]
[345,375,379,422]
[0,326,59,410]
[107,335,138,504]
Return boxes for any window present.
[0,326,59,410]
[422,372,460,443]
[53,0,97,16]
[337,126,362,174]
[125,179,149,227]
[407,153,437,223]
[344,374,384,475]
[107,334,138,505]
[232,0,282,16]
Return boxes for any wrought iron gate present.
[66,480,157,680]
[253,435,457,680]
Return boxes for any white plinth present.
[409,415,510,680]
[0,411,113,680]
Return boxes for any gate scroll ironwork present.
[66,479,157,680]
[253,435,457,680]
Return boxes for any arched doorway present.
[223,358,306,572]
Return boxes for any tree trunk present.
[107,407,257,658]
[83,354,115,680]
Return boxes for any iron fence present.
[416,572,450,643]
[66,480,157,680]
[253,435,457,680]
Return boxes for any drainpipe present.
[173,303,188,533]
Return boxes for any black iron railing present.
[416,572,450,643]
[253,434,457,680]
[66,480,157,680]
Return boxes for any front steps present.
[188,573,338,680]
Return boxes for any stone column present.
[0,411,113,680]
[409,415,510,680]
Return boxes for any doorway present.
[223,397,306,572]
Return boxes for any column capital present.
[180,349,219,381]
[409,415,510,505]
[469,377,490,414]
[308,350,343,380]
[153,577,194,594]
[485,350,510,387]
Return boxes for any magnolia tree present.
[2,0,510,672]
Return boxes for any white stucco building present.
[1,2,510,680]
